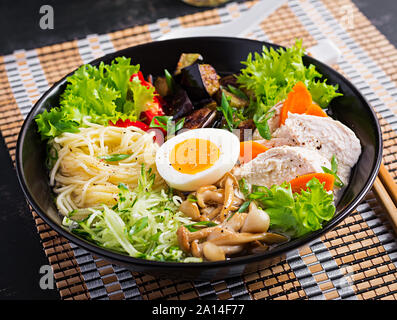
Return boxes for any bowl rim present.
[15,36,383,269]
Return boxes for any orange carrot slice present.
[289,173,335,194]
[279,82,312,126]
[305,103,328,117]
[239,141,269,164]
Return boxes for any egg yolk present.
[170,138,220,174]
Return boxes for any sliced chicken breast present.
[233,145,330,188]
[258,113,361,184]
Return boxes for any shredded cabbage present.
[63,166,201,262]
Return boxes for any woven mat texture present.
[1,0,397,300]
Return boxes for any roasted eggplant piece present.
[183,108,219,129]
[202,100,218,111]
[191,97,214,109]
[214,88,249,109]
[163,88,195,120]
[175,53,203,75]
[210,110,224,128]
[220,74,255,101]
[154,76,171,97]
[219,74,239,88]
[180,63,220,102]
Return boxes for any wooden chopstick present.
[378,163,397,207]
[372,163,397,234]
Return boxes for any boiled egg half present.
[155,128,240,191]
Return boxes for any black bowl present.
[16,37,382,281]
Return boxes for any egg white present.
[155,128,240,191]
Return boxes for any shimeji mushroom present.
[191,239,244,261]
[223,212,247,232]
[191,240,203,258]
[179,200,201,221]
[201,205,223,221]
[196,186,224,208]
[208,229,286,246]
[202,242,225,261]
[176,173,287,261]
[183,174,244,222]
[177,213,287,261]
[177,225,214,252]
[241,202,270,233]
[217,173,238,222]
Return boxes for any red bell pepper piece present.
[141,108,165,124]
[130,71,151,88]
[109,119,164,144]
[109,119,150,131]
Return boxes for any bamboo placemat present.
[2,0,397,300]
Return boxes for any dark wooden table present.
[0,0,395,300]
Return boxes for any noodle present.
[50,120,164,216]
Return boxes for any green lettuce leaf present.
[35,57,156,140]
[294,178,335,233]
[127,76,156,117]
[236,40,342,114]
[248,178,336,238]
[102,57,140,109]
[308,80,342,108]
[35,107,80,140]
